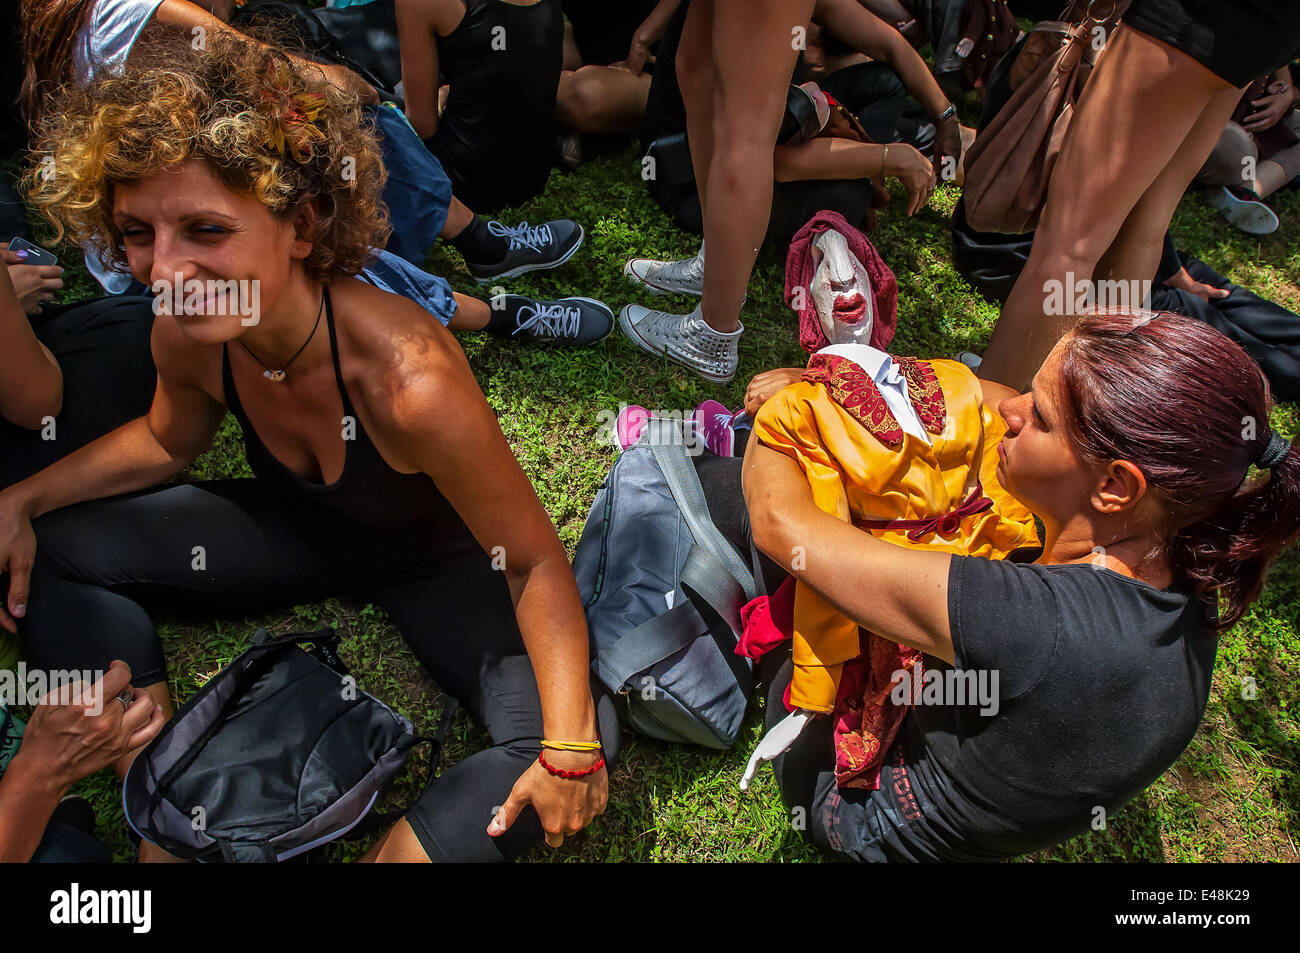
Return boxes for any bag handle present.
[644,418,757,602]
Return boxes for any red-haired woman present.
[742,309,1297,860]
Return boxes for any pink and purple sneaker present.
[691,400,746,457]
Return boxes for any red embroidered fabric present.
[734,577,920,791]
[833,638,922,790]
[802,353,947,448]
[894,357,946,436]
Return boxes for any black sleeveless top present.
[221,289,483,578]
[428,0,564,212]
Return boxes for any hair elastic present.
[1257,430,1290,470]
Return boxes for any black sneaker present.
[466,219,584,283]
[505,295,614,347]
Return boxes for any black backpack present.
[123,628,432,862]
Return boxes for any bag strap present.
[645,418,757,602]
[594,544,748,694]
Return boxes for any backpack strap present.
[594,544,748,694]
[645,418,757,602]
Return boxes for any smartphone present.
[7,236,58,267]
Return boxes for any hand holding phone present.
[6,237,58,268]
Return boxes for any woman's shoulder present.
[329,277,476,423]
[949,554,1212,699]
[955,555,1201,629]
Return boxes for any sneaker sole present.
[1208,189,1279,236]
[471,226,586,283]
[622,259,704,296]
[618,306,736,384]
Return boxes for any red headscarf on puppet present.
[785,210,898,354]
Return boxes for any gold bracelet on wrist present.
[541,739,603,752]
[881,143,889,176]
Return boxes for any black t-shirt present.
[873,553,1216,861]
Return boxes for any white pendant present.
[263,369,286,382]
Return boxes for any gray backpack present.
[573,418,758,748]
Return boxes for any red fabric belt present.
[854,484,993,542]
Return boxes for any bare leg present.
[677,0,717,212]
[688,0,815,333]
[359,818,431,862]
[1253,150,1300,197]
[448,292,489,331]
[113,682,188,863]
[980,26,1240,388]
[439,196,475,239]
[556,66,652,134]
[1093,85,1242,290]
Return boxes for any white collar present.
[816,343,931,445]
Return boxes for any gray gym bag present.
[573,418,758,748]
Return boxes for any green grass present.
[22,144,1300,863]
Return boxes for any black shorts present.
[1123,0,1300,88]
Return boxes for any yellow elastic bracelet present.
[541,739,603,752]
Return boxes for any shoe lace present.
[513,301,581,338]
[488,220,554,253]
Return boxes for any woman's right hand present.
[0,495,36,633]
[886,142,937,216]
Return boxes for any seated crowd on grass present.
[0,0,1297,863]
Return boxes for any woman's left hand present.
[487,752,608,848]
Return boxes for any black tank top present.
[429,0,563,211]
[221,288,482,576]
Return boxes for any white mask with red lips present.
[809,228,875,347]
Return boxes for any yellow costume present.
[753,349,1039,715]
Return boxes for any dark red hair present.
[1056,310,1298,631]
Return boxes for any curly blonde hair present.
[27,28,390,280]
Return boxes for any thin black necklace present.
[239,291,325,382]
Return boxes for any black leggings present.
[19,478,587,862]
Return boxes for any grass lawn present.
[35,143,1300,864]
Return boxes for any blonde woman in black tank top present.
[0,33,608,861]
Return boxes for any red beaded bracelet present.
[538,750,605,779]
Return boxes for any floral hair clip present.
[261,63,327,164]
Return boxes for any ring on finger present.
[116,689,133,714]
